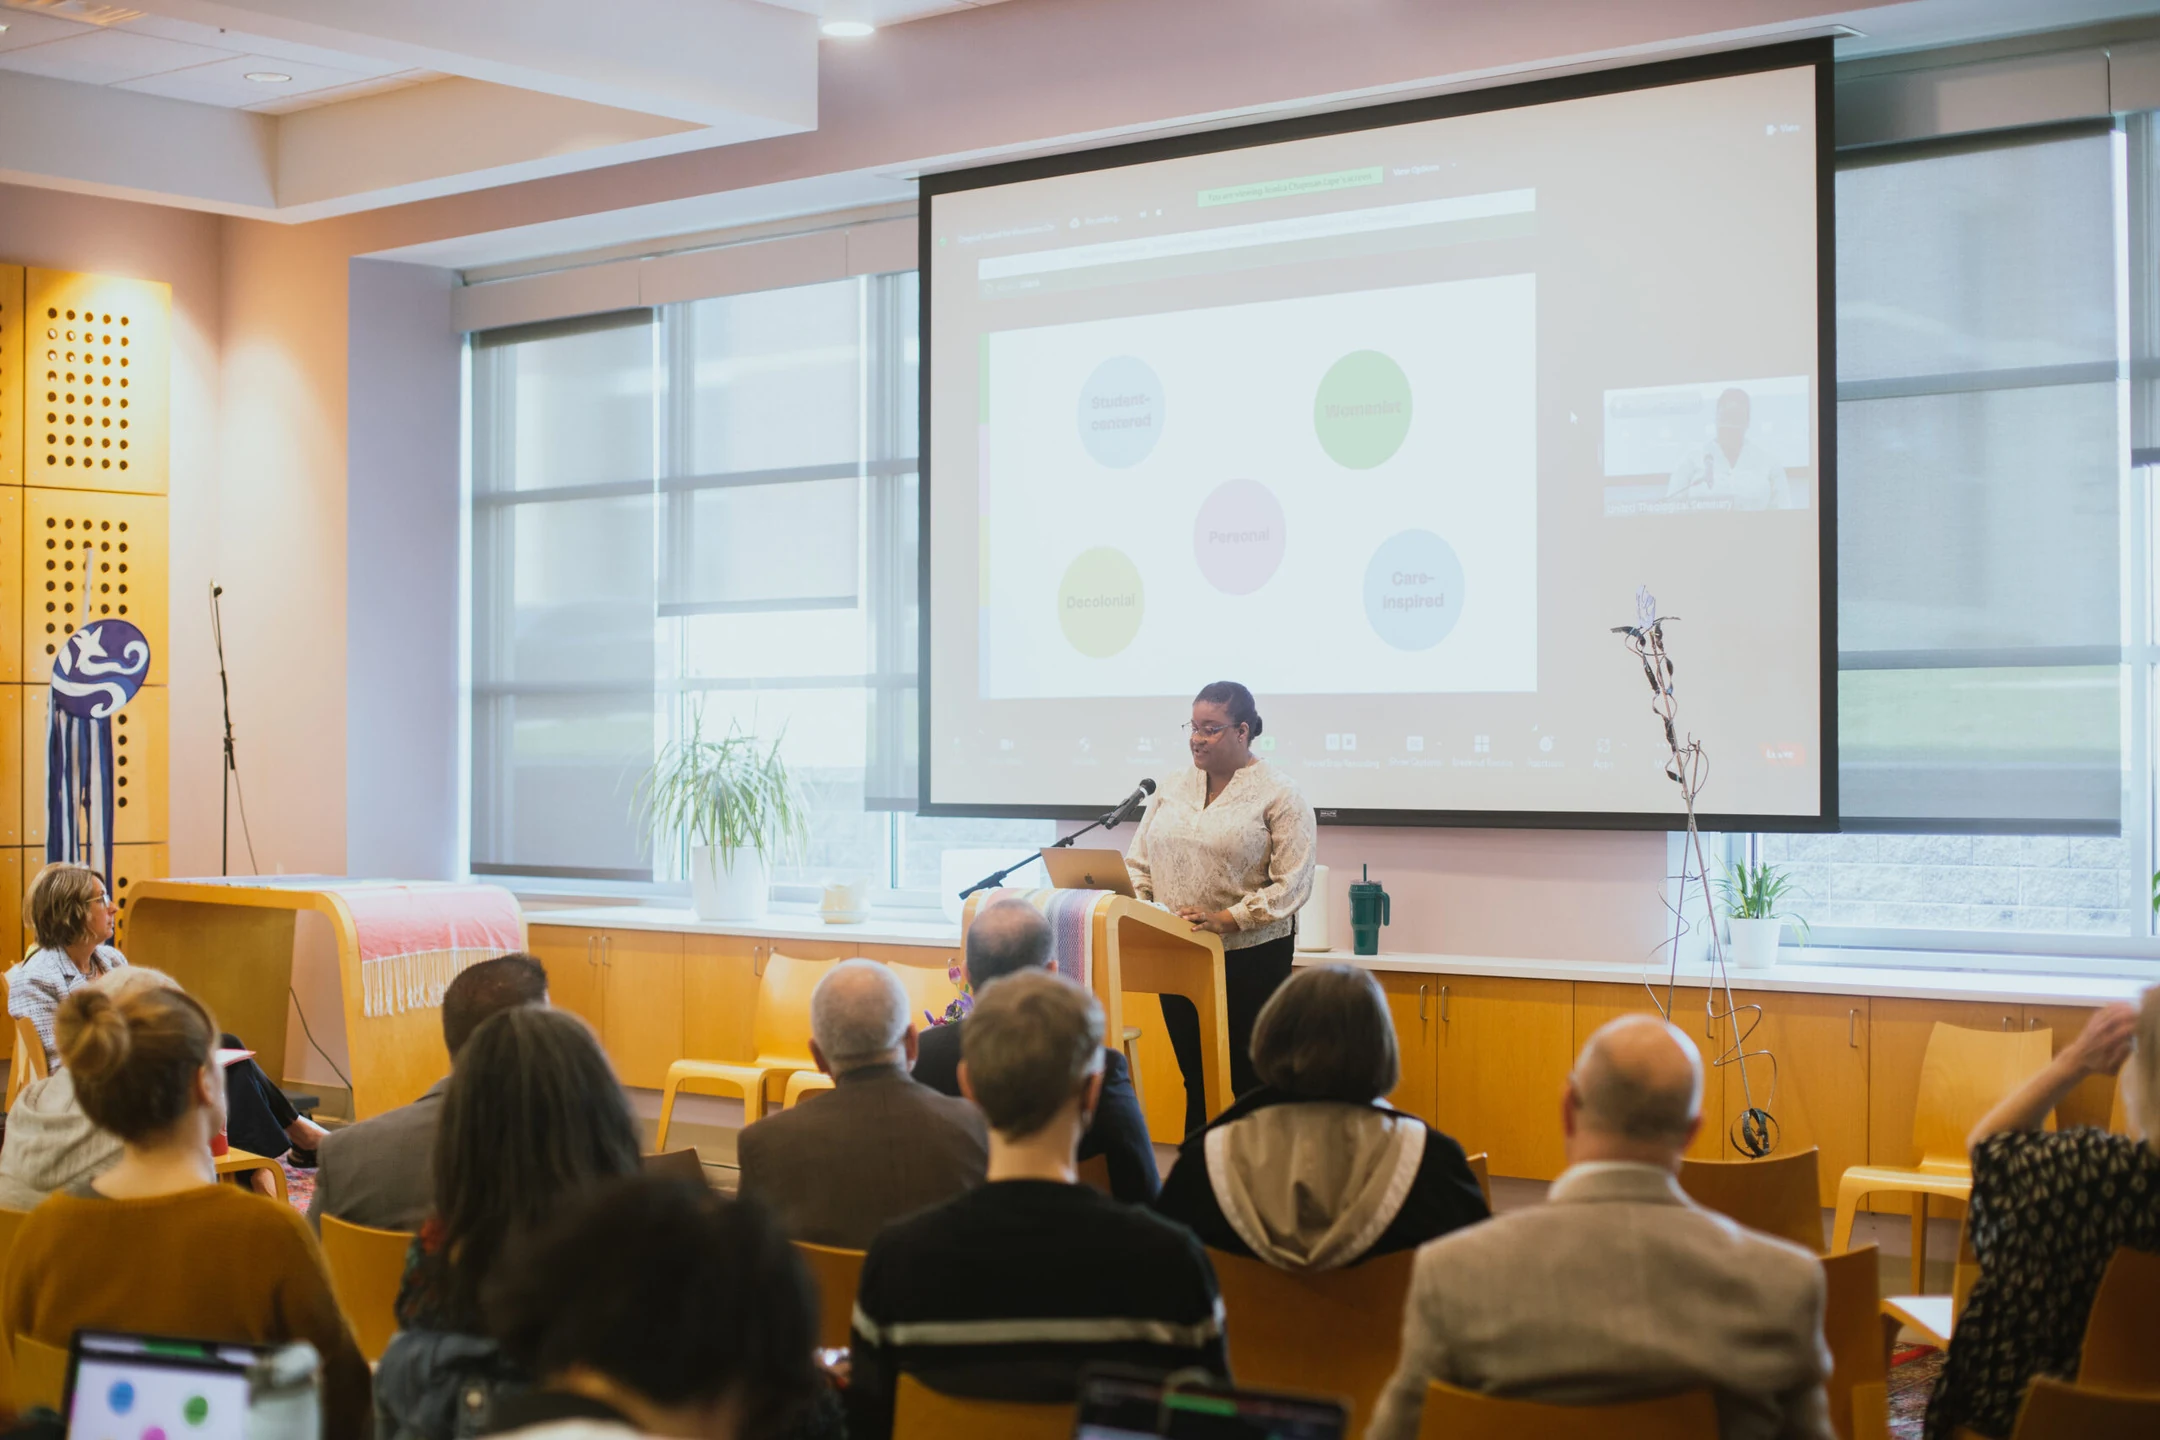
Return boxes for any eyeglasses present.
[1182,722,1235,738]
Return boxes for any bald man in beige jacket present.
[1367,1014,1833,1440]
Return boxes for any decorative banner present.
[47,618,152,890]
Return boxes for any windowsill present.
[521,899,964,949]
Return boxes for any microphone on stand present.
[1100,777,1157,829]
[957,777,1158,898]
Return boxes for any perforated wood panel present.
[3,849,20,960]
[23,684,166,849]
[0,685,18,848]
[23,270,167,495]
[23,487,166,686]
[0,484,18,683]
[0,265,22,489]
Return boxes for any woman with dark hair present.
[1128,680,1318,1137]
[376,1006,644,1440]
[1153,963,1487,1270]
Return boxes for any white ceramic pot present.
[1728,915,1783,970]
[691,845,770,922]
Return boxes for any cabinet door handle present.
[2028,1016,2040,1030]
[1440,985,1450,1024]
[585,935,596,969]
[1418,984,1427,1023]
[602,935,612,968]
[1849,1008,1859,1048]
[753,943,767,978]
[2003,1014,2014,1031]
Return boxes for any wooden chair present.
[1209,1247,1414,1438]
[2077,1246,2160,1391]
[1881,1210,1977,1348]
[2005,1377,2160,1439]
[1465,1151,1492,1210]
[319,1215,416,1362]
[214,1145,288,1200]
[793,1241,866,1351]
[783,1071,835,1108]
[641,1147,707,1185]
[1076,1153,1113,1195]
[656,953,835,1148]
[889,961,960,1033]
[892,1373,1073,1440]
[11,1334,69,1413]
[1680,1146,1825,1253]
[1820,1246,1891,1440]
[1414,1378,1720,1440]
[6,1014,47,1112]
[1831,1022,2053,1291]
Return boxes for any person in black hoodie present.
[1153,962,1488,1270]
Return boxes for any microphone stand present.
[211,583,237,877]
[957,793,1145,899]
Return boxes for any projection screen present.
[920,41,1834,829]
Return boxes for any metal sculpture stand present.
[1613,587,1778,1157]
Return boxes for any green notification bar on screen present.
[1198,166,1382,207]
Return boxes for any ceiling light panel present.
[116,51,371,106]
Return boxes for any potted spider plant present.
[1716,861,1811,970]
[635,714,810,922]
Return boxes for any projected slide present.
[923,49,1827,823]
[981,274,1536,698]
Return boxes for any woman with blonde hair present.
[1924,988,2160,1440]
[0,978,369,1440]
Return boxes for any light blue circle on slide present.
[1076,356,1165,467]
[1363,530,1467,651]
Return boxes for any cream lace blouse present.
[1126,761,1317,950]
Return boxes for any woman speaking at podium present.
[1128,681,1317,1139]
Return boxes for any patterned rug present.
[1889,1344,1945,1439]
[279,1157,315,1216]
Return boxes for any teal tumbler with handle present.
[1348,864,1390,956]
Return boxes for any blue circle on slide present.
[1363,530,1467,651]
[109,1380,136,1415]
[1076,356,1165,467]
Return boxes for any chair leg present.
[1831,1185,1865,1255]
[656,1077,681,1152]
[1910,1194,1928,1295]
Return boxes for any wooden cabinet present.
[1377,971,1438,1127]
[599,930,684,1089]
[684,934,764,1065]
[1574,982,1728,1162]
[1726,991,1869,1204]
[528,924,605,1033]
[2024,1004,2114,1130]
[1433,976,1573,1180]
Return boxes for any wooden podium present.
[963,892,1232,1123]
[123,879,524,1120]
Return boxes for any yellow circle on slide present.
[1058,547,1145,657]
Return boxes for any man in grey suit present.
[306,953,549,1233]
[737,958,989,1250]
[1368,1014,1833,1440]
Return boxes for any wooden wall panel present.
[0,485,18,683]
[0,265,22,489]
[111,841,168,931]
[21,270,168,495]
[0,684,18,847]
[2,849,20,959]
[23,486,166,686]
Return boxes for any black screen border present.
[917,37,1838,833]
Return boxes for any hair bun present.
[57,988,132,1083]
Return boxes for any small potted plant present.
[636,712,809,922]
[1717,861,1810,970]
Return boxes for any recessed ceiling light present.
[244,71,293,84]
[820,20,874,37]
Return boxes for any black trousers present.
[221,1031,301,1160]
[1158,933,1297,1141]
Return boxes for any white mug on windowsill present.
[820,876,872,923]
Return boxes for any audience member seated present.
[849,970,1227,1439]
[738,959,987,1249]
[0,966,181,1209]
[1366,1014,1831,1440]
[308,953,549,1234]
[1923,986,2160,1440]
[376,1007,644,1440]
[1152,963,1487,1269]
[480,1177,822,1440]
[7,861,327,1187]
[0,978,370,1440]
[913,898,1160,1202]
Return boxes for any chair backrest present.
[1819,1246,1888,1440]
[1076,1153,1113,1195]
[2077,1246,2160,1391]
[11,1334,69,1413]
[1415,1379,1720,1440]
[641,1148,706,1185]
[893,1373,1074,1440]
[2008,1377,2160,1440]
[318,1215,417,1362]
[1678,1147,1825,1253]
[7,1015,47,1112]
[1912,1023,2054,1169]
[1209,1246,1413,1438]
[1464,1151,1492,1210]
[888,961,959,1031]
[793,1241,866,1352]
[751,953,838,1063]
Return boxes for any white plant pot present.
[1728,915,1783,970]
[691,845,769,922]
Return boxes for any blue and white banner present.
[46,619,150,890]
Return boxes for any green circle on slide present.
[1314,350,1413,469]
[1058,547,1145,658]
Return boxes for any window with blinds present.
[469,274,1049,891]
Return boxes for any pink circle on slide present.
[1193,479,1287,595]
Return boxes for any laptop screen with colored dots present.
[64,1332,262,1440]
